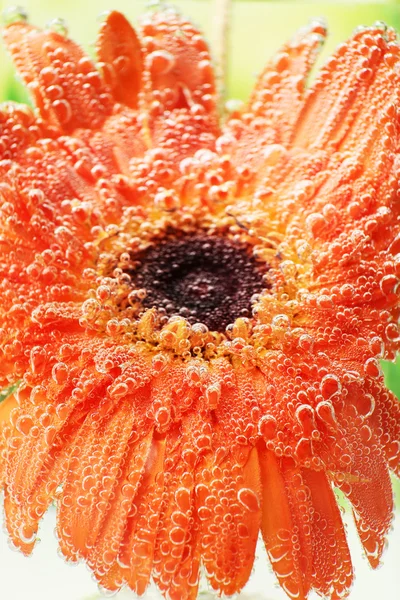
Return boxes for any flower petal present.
[0,394,17,488]
[247,20,327,145]
[96,11,143,109]
[137,9,219,160]
[259,448,353,600]
[152,427,199,598]
[56,394,149,561]
[292,25,399,151]
[140,9,217,115]
[301,468,353,598]
[0,102,53,161]
[3,20,114,132]
[196,443,261,595]
[112,437,166,595]
[331,402,394,568]
[0,11,399,600]
[88,428,155,591]
[259,449,311,600]
[4,406,89,553]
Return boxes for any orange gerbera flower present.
[0,7,399,600]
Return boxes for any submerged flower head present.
[0,6,399,600]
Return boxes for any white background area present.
[0,503,399,600]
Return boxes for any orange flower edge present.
[0,9,399,600]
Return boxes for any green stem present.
[0,381,20,404]
[213,0,232,110]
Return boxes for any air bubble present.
[46,17,68,36]
[316,401,337,427]
[258,415,277,439]
[152,353,168,373]
[205,383,221,409]
[147,50,176,75]
[18,524,36,545]
[52,362,68,385]
[16,415,34,435]
[320,374,341,399]
[237,488,260,512]
[169,527,186,545]
[295,405,315,437]
[155,406,170,429]
[30,346,46,374]
[298,334,314,352]
[272,314,290,330]
[2,5,28,25]
[52,99,72,124]
[364,357,382,378]
[175,487,191,512]
[357,393,376,419]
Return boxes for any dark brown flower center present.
[127,234,268,332]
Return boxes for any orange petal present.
[3,382,98,554]
[258,448,311,600]
[6,363,111,503]
[3,487,37,555]
[3,21,113,132]
[0,103,51,161]
[56,394,148,561]
[338,449,393,568]
[0,394,17,487]
[196,444,261,595]
[292,26,400,151]
[97,11,143,109]
[152,430,198,597]
[325,397,394,569]
[118,436,166,595]
[89,429,154,589]
[140,9,217,114]
[4,419,83,554]
[248,20,327,144]
[165,518,201,600]
[373,387,400,478]
[301,468,353,598]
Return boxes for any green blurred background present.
[0,0,399,488]
[1,1,400,109]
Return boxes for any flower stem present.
[213,0,231,111]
